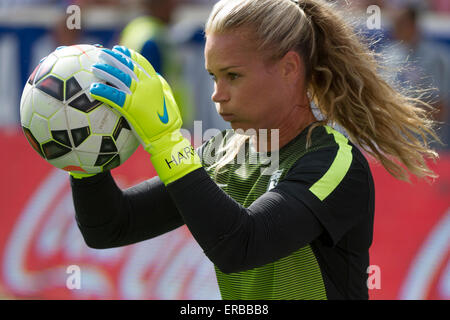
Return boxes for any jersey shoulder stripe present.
[309,126,353,201]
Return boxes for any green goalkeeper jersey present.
[200,124,375,299]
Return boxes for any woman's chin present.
[230,123,259,136]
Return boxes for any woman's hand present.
[89,45,201,185]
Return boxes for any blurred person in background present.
[384,5,450,150]
[0,0,59,8]
[119,0,195,130]
[428,0,450,13]
[169,0,230,134]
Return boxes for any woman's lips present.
[220,113,235,121]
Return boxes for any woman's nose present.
[211,82,230,103]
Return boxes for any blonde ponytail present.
[205,0,441,181]
[300,0,440,181]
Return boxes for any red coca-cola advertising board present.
[0,127,448,300]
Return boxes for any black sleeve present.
[166,169,325,274]
[280,146,372,247]
[71,171,184,249]
[166,146,371,274]
[70,145,211,249]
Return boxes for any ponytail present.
[205,0,440,181]
[300,0,440,180]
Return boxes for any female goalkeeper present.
[71,0,440,300]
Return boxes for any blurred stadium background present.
[0,0,448,300]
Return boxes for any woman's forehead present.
[205,31,261,68]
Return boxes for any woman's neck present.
[252,104,317,152]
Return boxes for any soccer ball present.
[20,44,140,175]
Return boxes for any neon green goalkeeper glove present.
[69,172,97,179]
[89,45,201,185]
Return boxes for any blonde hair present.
[205,0,441,181]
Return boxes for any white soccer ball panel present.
[34,54,58,83]
[51,55,81,79]
[75,134,102,153]
[30,113,51,143]
[116,127,139,152]
[48,108,68,131]
[66,106,89,129]
[89,106,119,135]
[73,70,101,91]
[115,128,130,151]
[20,84,34,127]
[52,46,84,58]
[47,150,80,170]
[79,48,101,71]
[118,131,140,163]
[75,44,98,53]
[32,87,63,118]
[76,150,99,167]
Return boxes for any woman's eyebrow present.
[207,65,242,73]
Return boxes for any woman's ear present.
[280,50,304,81]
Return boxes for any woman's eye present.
[208,73,239,82]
